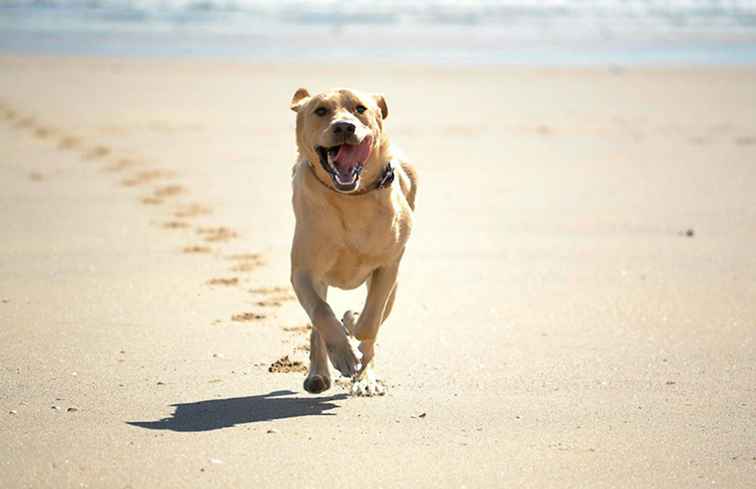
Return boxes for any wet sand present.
[1,56,755,488]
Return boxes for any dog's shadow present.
[127,390,347,432]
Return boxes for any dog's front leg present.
[345,263,399,397]
[291,271,359,377]
[353,262,400,368]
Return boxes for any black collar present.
[307,160,395,195]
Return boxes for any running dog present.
[289,87,417,396]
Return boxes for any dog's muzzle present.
[316,135,373,193]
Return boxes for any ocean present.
[2,1,756,65]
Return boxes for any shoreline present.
[3,52,756,72]
[2,28,756,66]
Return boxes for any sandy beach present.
[1,56,755,488]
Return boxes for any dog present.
[289,88,417,396]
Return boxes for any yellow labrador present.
[289,88,417,396]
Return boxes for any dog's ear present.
[290,88,311,112]
[373,94,388,120]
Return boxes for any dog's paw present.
[350,368,387,397]
[341,310,358,337]
[325,338,360,377]
[303,374,331,394]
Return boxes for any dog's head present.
[291,88,389,193]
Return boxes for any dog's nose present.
[332,121,356,134]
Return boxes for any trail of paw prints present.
[0,101,290,346]
[0,103,217,242]
[212,284,296,327]
[0,104,204,216]
[210,281,308,373]
[1,104,243,259]
[227,253,265,273]
[0,103,194,219]
[265,323,312,377]
[283,324,313,355]
[250,286,296,308]
[0,103,68,182]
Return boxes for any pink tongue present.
[333,136,372,171]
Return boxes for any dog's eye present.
[314,107,328,117]
[355,105,367,114]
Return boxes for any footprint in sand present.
[268,355,307,374]
[250,286,296,303]
[57,136,81,150]
[230,254,264,262]
[141,196,163,205]
[161,221,191,229]
[29,172,45,182]
[249,286,289,294]
[33,126,53,139]
[84,145,111,160]
[206,277,239,286]
[153,184,185,198]
[122,169,174,187]
[174,203,211,219]
[231,312,267,322]
[2,108,16,120]
[279,323,313,355]
[282,324,311,334]
[182,245,212,254]
[734,136,756,146]
[103,158,138,172]
[197,226,238,242]
[272,292,296,302]
[255,293,296,307]
[226,253,265,273]
[15,117,35,129]
[141,185,185,204]
[230,261,263,273]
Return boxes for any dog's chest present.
[321,197,410,288]
[336,193,409,250]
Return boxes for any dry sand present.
[0,56,754,488]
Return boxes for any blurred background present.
[2,0,756,65]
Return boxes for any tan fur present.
[289,87,417,394]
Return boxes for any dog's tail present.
[400,161,418,211]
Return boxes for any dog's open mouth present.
[316,136,372,192]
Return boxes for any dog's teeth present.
[334,171,357,186]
